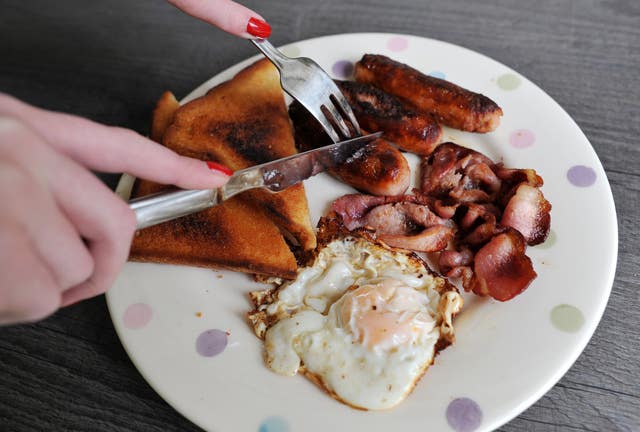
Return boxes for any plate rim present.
[107,31,619,432]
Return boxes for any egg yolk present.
[339,279,434,350]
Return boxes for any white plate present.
[107,33,618,432]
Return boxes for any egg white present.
[250,236,462,410]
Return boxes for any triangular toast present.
[129,59,315,278]
[162,59,315,251]
[130,179,298,278]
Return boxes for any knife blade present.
[129,132,383,229]
[220,132,382,200]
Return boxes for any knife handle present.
[129,189,218,229]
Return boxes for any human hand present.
[167,0,272,38]
[0,94,231,324]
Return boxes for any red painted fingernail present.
[206,161,233,176]
[246,17,271,39]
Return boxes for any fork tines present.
[251,38,362,142]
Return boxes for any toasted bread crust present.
[130,59,316,278]
[163,59,297,168]
[242,184,316,251]
[162,59,315,250]
[129,192,298,279]
[150,91,180,143]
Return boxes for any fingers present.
[0,116,137,311]
[167,0,270,38]
[0,93,232,190]
[0,120,72,324]
[0,222,61,324]
[61,224,131,307]
[0,121,95,290]
[44,150,138,306]
[0,97,229,314]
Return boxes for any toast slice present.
[162,59,315,251]
[150,91,180,143]
[129,59,315,278]
[130,179,298,278]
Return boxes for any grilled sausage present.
[335,80,442,155]
[289,101,410,196]
[355,54,503,133]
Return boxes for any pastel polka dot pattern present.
[387,36,408,52]
[258,416,289,432]
[497,73,521,90]
[105,34,621,432]
[446,398,483,432]
[536,229,557,249]
[509,129,536,148]
[551,305,585,333]
[331,60,354,79]
[281,45,301,57]
[123,303,153,329]
[567,165,596,187]
[196,329,228,357]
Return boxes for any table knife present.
[129,132,382,229]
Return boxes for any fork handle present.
[251,39,289,69]
[129,189,218,229]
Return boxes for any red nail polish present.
[246,17,271,39]
[206,161,233,176]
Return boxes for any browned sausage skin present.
[354,54,503,133]
[330,138,410,196]
[288,101,410,196]
[335,80,442,155]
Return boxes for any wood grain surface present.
[1,0,638,431]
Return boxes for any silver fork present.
[251,38,361,142]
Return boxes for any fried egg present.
[248,234,462,410]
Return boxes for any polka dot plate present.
[108,33,618,432]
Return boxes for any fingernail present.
[246,17,271,39]
[206,161,233,176]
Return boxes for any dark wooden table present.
[1,1,638,431]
